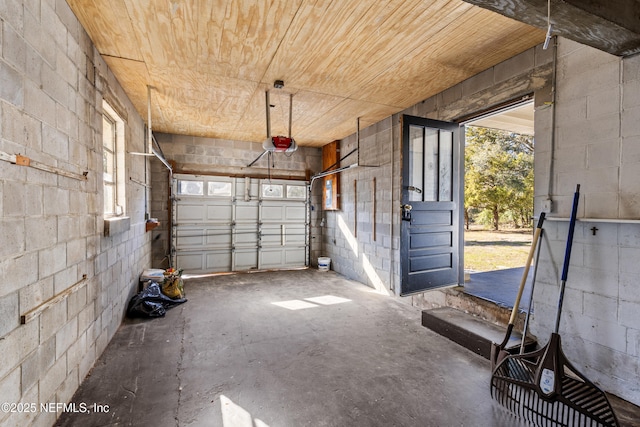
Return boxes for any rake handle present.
[554,184,580,333]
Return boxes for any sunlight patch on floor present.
[271,295,351,310]
[221,395,269,427]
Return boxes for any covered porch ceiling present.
[67,1,549,147]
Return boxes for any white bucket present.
[318,257,331,272]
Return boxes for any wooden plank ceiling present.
[66,0,545,147]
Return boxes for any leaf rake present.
[490,185,619,427]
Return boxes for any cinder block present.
[56,366,79,405]
[0,320,39,381]
[25,216,57,252]
[623,104,640,138]
[38,355,67,405]
[42,123,70,161]
[0,218,25,260]
[558,61,620,103]
[618,267,640,306]
[0,292,19,337]
[24,80,56,125]
[39,243,67,279]
[586,140,620,169]
[79,343,96,381]
[619,247,640,274]
[627,329,640,357]
[3,20,27,73]
[3,180,26,217]
[569,265,618,298]
[621,135,640,164]
[461,67,494,97]
[563,310,627,353]
[0,368,21,424]
[619,194,640,219]
[619,301,640,329]
[21,336,55,394]
[19,277,54,316]
[40,0,66,50]
[494,48,534,83]
[67,285,87,319]
[40,298,67,342]
[55,316,78,359]
[0,252,38,298]
[66,238,86,266]
[0,60,23,110]
[587,87,621,120]
[6,382,40,427]
[583,293,618,322]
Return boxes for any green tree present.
[464,126,533,230]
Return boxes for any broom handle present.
[554,184,580,334]
[508,212,546,326]
[520,228,544,354]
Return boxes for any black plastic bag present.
[127,282,187,318]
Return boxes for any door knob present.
[401,204,412,221]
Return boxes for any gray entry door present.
[400,115,462,295]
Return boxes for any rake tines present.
[490,334,619,427]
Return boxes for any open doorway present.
[462,101,535,308]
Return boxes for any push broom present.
[491,185,619,427]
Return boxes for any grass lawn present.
[464,226,533,272]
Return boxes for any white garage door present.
[172,175,309,274]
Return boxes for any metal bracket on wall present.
[0,150,88,181]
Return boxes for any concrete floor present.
[55,269,542,426]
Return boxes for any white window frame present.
[102,101,126,217]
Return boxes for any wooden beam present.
[21,275,88,324]
[462,0,640,56]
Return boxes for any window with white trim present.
[102,101,126,216]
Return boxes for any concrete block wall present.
[150,133,322,269]
[322,45,553,296]
[319,116,398,294]
[0,1,151,426]
[529,39,640,405]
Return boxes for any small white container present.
[140,269,165,282]
[318,257,331,272]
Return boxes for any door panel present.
[400,116,462,295]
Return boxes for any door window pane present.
[286,185,306,199]
[208,181,232,197]
[423,128,439,202]
[409,125,424,202]
[439,130,453,201]
[178,180,204,196]
[262,184,283,198]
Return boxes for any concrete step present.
[421,307,537,360]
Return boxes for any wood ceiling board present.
[67,0,546,145]
[263,0,472,99]
[196,0,303,81]
[358,10,545,107]
[123,0,199,69]
[66,0,144,61]
[148,68,259,135]
[237,87,348,141]
[299,99,399,145]
[102,56,152,119]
